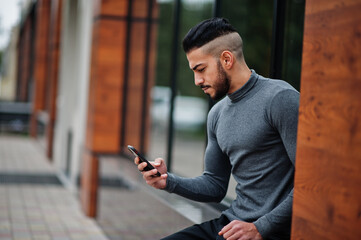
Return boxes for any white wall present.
[53,0,94,191]
[0,26,19,101]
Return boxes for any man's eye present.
[198,68,205,72]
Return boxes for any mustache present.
[200,85,211,89]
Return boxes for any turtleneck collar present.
[228,69,259,103]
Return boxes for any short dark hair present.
[182,18,237,53]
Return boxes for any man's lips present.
[201,85,211,93]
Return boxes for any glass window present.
[161,0,213,178]
[172,1,213,177]
[221,0,274,77]
[148,1,175,160]
[282,0,305,91]
[150,0,304,202]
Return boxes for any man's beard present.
[210,61,230,101]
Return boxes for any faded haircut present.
[182,18,237,53]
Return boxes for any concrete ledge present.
[100,155,223,224]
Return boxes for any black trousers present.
[161,214,230,240]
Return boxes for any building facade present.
[10,1,361,238]
[16,0,158,216]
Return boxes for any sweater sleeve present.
[254,88,299,237]
[164,108,232,203]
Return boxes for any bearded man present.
[135,18,299,240]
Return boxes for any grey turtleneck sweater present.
[165,70,299,239]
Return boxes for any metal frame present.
[140,0,155,153]
[270,0,286,79]
[120,0,133,149]
[166,0,182,171]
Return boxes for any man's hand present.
[134,157,168,189]
[219,220,263,240]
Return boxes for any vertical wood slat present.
[141,0,158,153]
[81,0,158,217]
[291,0,361,239]
[81,0,129,216]
[84,0,158,154]
[85,17,128,153]
[45,0,63,160]
[124,22,147,149]
[80,151,99,218]
[17,17,33,102]
[124,0,158,153]
[30,0,51,137]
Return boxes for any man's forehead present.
[187,47,212,69]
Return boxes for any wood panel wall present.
[16,15,33,102]
[291,0,361,239]
[123,0,157,154]
[81,0,158,217]
[45,0,63,160]
[17,0,60,159]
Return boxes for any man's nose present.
[194,74,204,86]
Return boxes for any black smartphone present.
[127,145,161,177]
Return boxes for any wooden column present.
[16,15,33,102]
[80,0,158,217]
[29,0,51,137]
[45,0,63,160]
[122,0,158,154]
[291,0,361,239]
[80,150,100,218]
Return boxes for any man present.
[135,18,299,240]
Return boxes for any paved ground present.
[0,185,108,240]
[97,154,221,240]
[0,134,220,240]
[0,135,108,240]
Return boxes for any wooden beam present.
[30,0,51,137]
[292,0,361,239]
[45,0,63,160]
[81,0,158,218]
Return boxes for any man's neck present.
[228,63,252,94]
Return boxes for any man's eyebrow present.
[192,63,203,71]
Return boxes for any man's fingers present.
[143,169,159,179]
[134,157,140,165]
[154,158,163,165]
[146,173,167,187]
[219,222,232,236]
[219,220,238,237]
[133,156,167,190]
[219,221,262,240]
[137,162,147,171]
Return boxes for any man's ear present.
[220,50,234,70]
